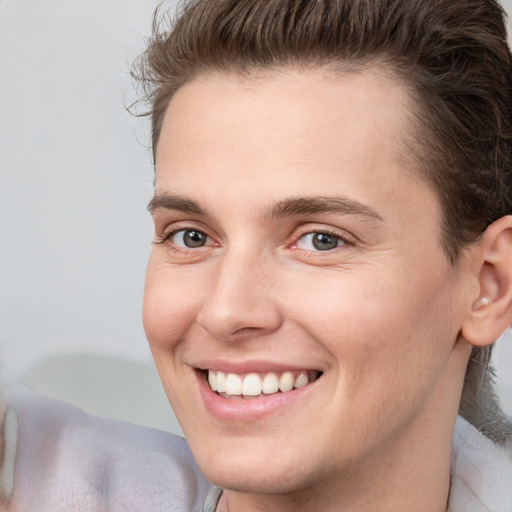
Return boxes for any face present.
[144,69,471,497]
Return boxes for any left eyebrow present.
[147,193,207,216]
[266,196,384,221]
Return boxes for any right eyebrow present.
[266,196,384,222]
[147,193,207,216]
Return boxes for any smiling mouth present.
[205,370,322,400]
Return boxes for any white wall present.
[0,0,161,376]
[0,0,180,430]
[1,0,511,433]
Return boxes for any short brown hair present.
[134,0,512,442]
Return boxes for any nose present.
[196,250,283,342]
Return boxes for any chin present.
[201,461,314,496]
[187,431,326,496]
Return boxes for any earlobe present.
[461,215,512,347]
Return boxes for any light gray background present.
[1,0,511,435]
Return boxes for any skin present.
[144,68,483,511]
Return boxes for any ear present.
[461,215,512,347]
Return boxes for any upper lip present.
[194,359,322,374]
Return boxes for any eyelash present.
[155,225,351,255]
[291,228,350,252]
[154,227,214,251]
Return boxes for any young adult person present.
[138,0,512,510]
[3,0,512,511]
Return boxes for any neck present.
[217,340,470,512]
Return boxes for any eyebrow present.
[148,193,207,216]
[266,196,383,221]
[148,192,383,222]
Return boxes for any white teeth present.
[216,371,226,393]
[207,369,318,397]
[278,372,294,392]
[225,373,242,395]
[242,373,262,396]
[208,371,217,391]
[294,372,309,389]
[262,372,279,394]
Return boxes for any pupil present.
[312,233,338,250]
[184,230,206,248]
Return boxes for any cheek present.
[142,260,201,353]
[288,265,458,385]
[286,268,399,342]
[286,269,460,453]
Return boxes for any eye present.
[170,229,210,248]
[296,232,345,251]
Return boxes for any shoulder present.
[449,415,512,511]
[2,388,211,512]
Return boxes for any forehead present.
[156,67,419,179]
[155,68,433,224]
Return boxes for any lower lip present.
[196,371,317,422]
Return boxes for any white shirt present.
[2,390,511,511]
[449,416,512,511]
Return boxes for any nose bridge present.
[197,246,281,340]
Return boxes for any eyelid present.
[296,232,344,251]
[289,224,355,249]
[172,228,213,247]
[154,221,217,247]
